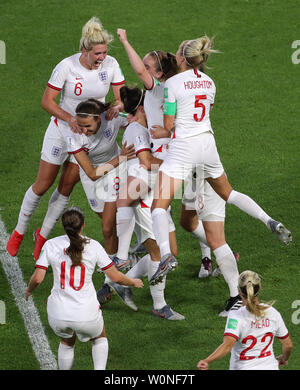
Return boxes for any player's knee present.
[101,222,114,238]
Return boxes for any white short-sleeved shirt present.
[47,53,125,126]
[66,113,128,167]
[164,69,215,138]
[36,235,114,321]
[122,121,151,168]
[144,77,170,154]
[224,305,289,370]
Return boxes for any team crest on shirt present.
[51,146,62,157]
[99,71,108,82]
[104,127,113,139]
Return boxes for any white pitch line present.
[0,217,57,370]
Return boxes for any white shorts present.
[41,118,70,165]
[134,190,175,244]
[127,163,158,192]
[182,174,225,221]
[81,162,127,213]
[159,132,224,181]
[48,311,104,342]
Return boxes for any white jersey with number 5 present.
[47,53,125,126]
[35,236,114,322]
[164,69,215,138]
[224,305,289,370]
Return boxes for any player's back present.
[225,305,289,370]
[37,235,111,322]
[164,69,216,138]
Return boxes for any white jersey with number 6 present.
[35,236,114,322]
[47,53,125,126]
[164,69,215,138]
[224,305,289,370]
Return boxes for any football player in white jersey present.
[197,270,292,370]
[149,36,292,295]
[7,16,126,260]
[116,30,242,316]
[26,206,143,370]
[67,98,135,257]
[97,86,183,320]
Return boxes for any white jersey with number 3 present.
[164,69,215,138]
[224,305,289,370]
[36,236,114,322]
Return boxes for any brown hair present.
[75,98,110,119]
[148,51,178,81]
[62,206,89,266]
[238,270,274,319]
[120,85,145,115]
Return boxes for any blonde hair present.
[238,270,274,320]
[79,16,113,51]
[180,36,218,70]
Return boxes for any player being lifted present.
[149,36,292,290]
[7,16,126,260]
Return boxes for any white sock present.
[116,207,135,260]
[151,208,171,257]
[16,186,42,234]
[190,221,211,258]
[40,188,70,238]
[58,342,74,370]
[92,337,108,370]
[200,242,211,259]
[227,190,271,226]
[213,244,239,297]
[126,254,150,278]
[190,220,208,245]
[148,259,167,310]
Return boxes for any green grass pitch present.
[0,0,299,371]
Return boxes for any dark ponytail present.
[150,50,178,81]
[62,206,89,266]
[120,85,145,115]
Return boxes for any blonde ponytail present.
[181,36,218,70]
[238,270,274,320]
[79,16,113,51]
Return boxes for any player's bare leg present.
[33,161,80,260]
[207,173,292,245]
[7,160,61,257]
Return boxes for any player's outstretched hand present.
[117,28,128,43]
[120,142,136,161]
[68,116,83,134]
[132,278,144,288]
[150,125,170,139]
[276,354,288,367]
[197,360,209,370]
[106,105,120,120]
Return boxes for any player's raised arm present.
[117,28,153,90]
